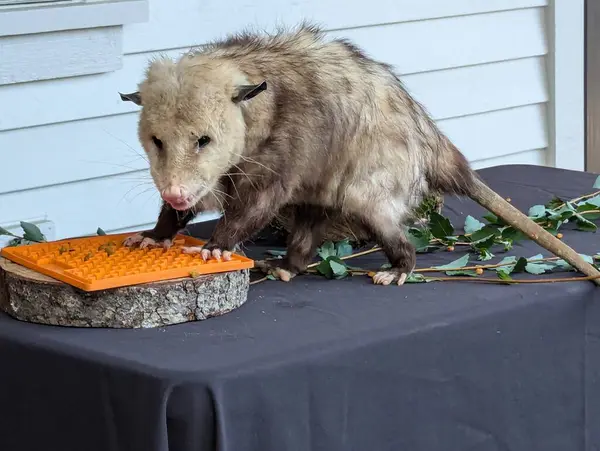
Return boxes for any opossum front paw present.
[372,269,409,286]
[182,245,232,262]
[254,259,295,282]
[123,233,172,250]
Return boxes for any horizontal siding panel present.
[0,101,547,194]
[123,0,547,54]
[471,149,547,169]
[0,26,122,86]
[0,49,181,132]
[0,106,547,237]
[0,114,148,194]
[439,104,548,161]
[0,171,161,239]
[332,8,546,76]
[403,57,547,120]
[0,173,223,240]
[0,52,547,132]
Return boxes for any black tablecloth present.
[2,165,600,451]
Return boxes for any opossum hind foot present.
[372,269,409,286]
[255,259,296,282]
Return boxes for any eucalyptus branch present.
[415,257,560,273]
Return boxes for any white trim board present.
[545,0,585,171]
[0,0,148,37]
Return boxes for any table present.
[1,165,600,451]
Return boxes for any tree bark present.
[0,257,250,328]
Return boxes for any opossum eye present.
[197,136,211,149]
[151,136,163,150]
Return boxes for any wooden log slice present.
[0,256,250,329]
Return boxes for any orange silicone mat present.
[0,233,254,292]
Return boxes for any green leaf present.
[483,213,505,226]
[315,259,334,279]
[556,253,595,270]
[501,227,525,242]
[500,240,513,252]
[405,273,430,283]
[334,239,353,258]
[407,229,435,253]
[0,226,19,238]
[574,215,598,231]
[577,203,600,221]
[470,234,496,261]
[329,259,348,278]
[594,175,600,189]
[20,221,45,242]
[527,253,544,261]
[525,262,555,275]
[494,256,526,274]
[379,263,392,270]
[469,225,500,243]
[464,215,485,234]
[315,256,348,279]
[96,227,107,236]
[528,204,547,219]
[583,195,600,208]
[433,254,470,270]
[445,269,479,277]
[428,212,454,239]
[581,254,594,264]
[497,270,513,281]
[265,249,287,257]
[545,219,564,235]
[266,274,277,280]
[317,241,336,260]
[513,257,528,273]
[495,256,517,269]
[545,196,565,210]
[476,248,495,261]
[549,203,576,221]
[408,227,428,238]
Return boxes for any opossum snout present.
[161,185,193,210]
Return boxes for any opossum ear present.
[232,81,267,103]
[119,91,142,106]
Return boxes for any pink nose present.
[161,186,188,204]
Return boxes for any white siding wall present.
[0,0,553,240]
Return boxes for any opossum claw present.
[372,269,408,286]
[182,246,232,261]
[141,237,172,250]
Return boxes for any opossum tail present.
[432,144,600,285]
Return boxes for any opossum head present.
[119,56,267,211]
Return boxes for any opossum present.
[119,23,600,286]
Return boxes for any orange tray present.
[0,233,254,292]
